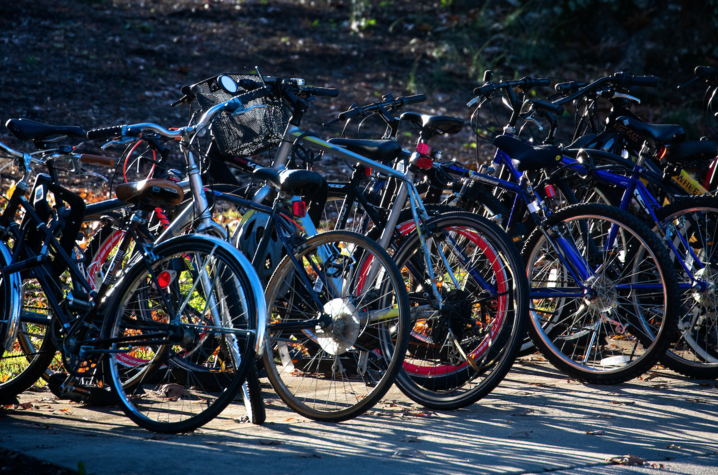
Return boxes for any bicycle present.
[447,73,682,383]
[0,94,268,433]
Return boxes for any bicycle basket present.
[191,73,287,157]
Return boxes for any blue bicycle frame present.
[442,135,670,298]
[557,154,707,291]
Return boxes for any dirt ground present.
[0,0,492,175]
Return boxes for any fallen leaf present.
[643,372,659,381]
[686,398,708,404]
[258,440,282,446]
[651,463,666,469]
[609,400,636,405]
[17,403,34,410]
[606,455,646,466]
[666,444,681,450]
[597,415,614,419]
[511,409,535,417]
[392,449,426,458]
[587,430,606,436]
[508,431,531,439]
[283,418,299,423]
[233,416,250,424]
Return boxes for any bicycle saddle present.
[614,116,685,148]
[493,136,562,172]
[399,112,464,137]
[5,118,87,142]
[253,168,324,197]
[115,179,184,207]
[327,138,402,164]
[662,140,717,164]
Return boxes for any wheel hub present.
[584,275,618,313]
[693,266,718,310]
[315,299,360,355]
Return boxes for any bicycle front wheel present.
[262,230,410,422]
[101,235,262,433]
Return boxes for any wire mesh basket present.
[191,73,287,157]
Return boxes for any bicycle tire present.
[101,234,261,433]
[390,211,528,409]
[521,203,680,384]
[654,196,718,379]
[262,230,410,422]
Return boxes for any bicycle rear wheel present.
[391,212,528,409]
[522,203,680,383]
[262,230,410,422]
[101,235,262,433]
[654,197,718,378]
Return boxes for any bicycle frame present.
[446,137,669,298]
[558,154,708,289]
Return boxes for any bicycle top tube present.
[274,125,409,181]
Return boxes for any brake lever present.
[322,117,340,127]
[101,136,137,150]
[69,156,109,182]
[678,76,699,90]
[522,113,544,131]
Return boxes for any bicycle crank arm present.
[268,315,332,332]
[362,304,435,324]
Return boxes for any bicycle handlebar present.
[332,94,427,123]
[554,72,658,105]
[80,154,115,167]
[87,125,123,140]
[472,76,551,98]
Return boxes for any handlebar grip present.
[80,154,116,167]
[238,79,261,91]
[86,125,123,140]
[338,108,362,120]
[472,84,495,97]
[530,99,564,116]
[311,87,339,97]
[238,86,270,105]
[533,78,551,87]
[631,75,658,87]
[695,66,717,77]
[400,94,426,105]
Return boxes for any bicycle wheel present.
[262,230,410,421]
[101,235,263,433]
[654,196,718,378]
[522,203,680,383]
[391,212,528,409]
[0,275,61,401]
[86,191,268,421]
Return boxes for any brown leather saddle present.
[115,179,184,207]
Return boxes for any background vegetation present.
[1,0,716,166]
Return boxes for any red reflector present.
[292,200,307,218]
[544,184,556,198]
[657,146,668,160]
[365,167,372,177]
[157,271,173,289]
[416,143,432,156]
[416,157,433,170]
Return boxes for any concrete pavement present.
[1,359,717,475]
